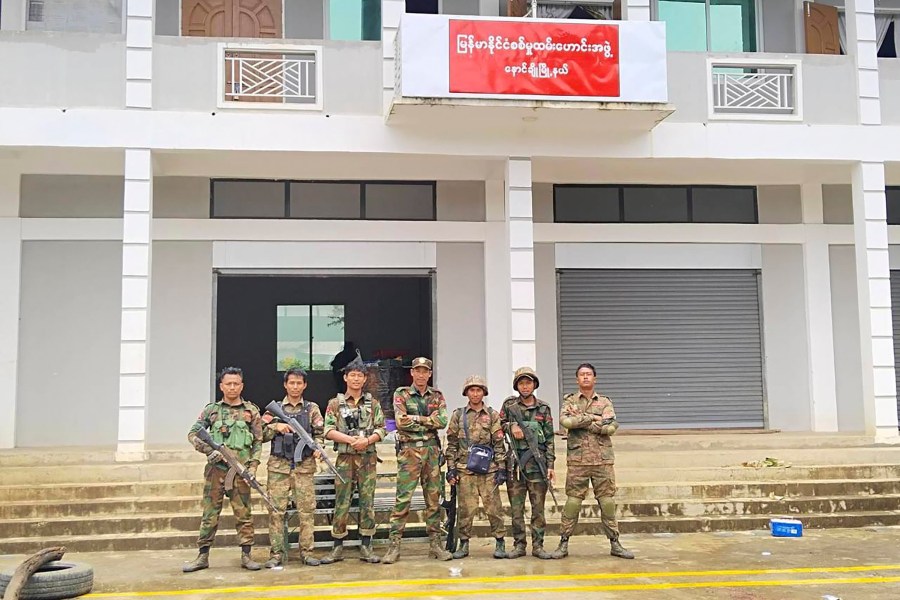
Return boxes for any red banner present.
[449,19,620,97]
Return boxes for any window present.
[277,305,345,371]
[329,0,382,41]
[554,185,758,223]
[212,180,436,220]
[657,0,757,52]
[888,188,900,225]
[26,0,123,33]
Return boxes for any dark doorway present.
[215,274,433,414]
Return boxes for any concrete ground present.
[2,528,899,599]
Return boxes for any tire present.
[0,561,93,599]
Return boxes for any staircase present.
[1,433,899,553]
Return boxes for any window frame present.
[653,0,762,53]
[553,184,758,224]
[276,303,346,372]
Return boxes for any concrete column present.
[800,183,839,431]
[0,168,21,448]
[381,0,404,114]
[484,179,512,397]
[507,158,537,373]
[851,162,900,442]
[845,0,881,125]
[126,0,153,109]
[623,0,651,21]
[0,0,26,30]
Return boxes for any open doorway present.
[215,273,433,416]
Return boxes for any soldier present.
[320,356,386,564]
[552,363,634,560]
[381,357,451,564]
[445,375,508,560]
[183,366,263,572]
[262,367,326,568]
[500,366,556,560]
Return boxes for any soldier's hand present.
[206,450,224,464]
[493,469,508,486]
[275,423,292,434]
[247,463,258,478]
[446,468,458,485]
[313,450,323,460]
[511,424,525,440]
[547,468,556,483]
[350,437,368,451]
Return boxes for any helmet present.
[462,375,489,396]
[512,366,540,390]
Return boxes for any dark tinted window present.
[212,181,285,218]
[624,187,689,222]
[887,188,900,225]
[692,187,757,223]
[554,186,620,222]
[365,183,435,220]
[290,182,361,219]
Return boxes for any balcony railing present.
[218,44,322,110]
[707,58,801,120]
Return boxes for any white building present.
[1,0,899,459]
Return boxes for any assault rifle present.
[507,406,561,511]
[441,475,458,553]
[265,401,346,484]
[195,428,279,513]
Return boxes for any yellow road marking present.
[85,564,900,598]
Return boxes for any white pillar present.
[507,158,537,373]
[485,179,512,397]
[851,162,900,442]
[0,0,26,30]
[623,0,651,21]
[381,0,404,115]
[126,0,153,110]
[0,169,21,448]
[801,183,839,431]
[845,0,881,125]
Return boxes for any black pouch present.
[463,409,494,474]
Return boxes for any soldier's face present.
[284,374,307,400]
[344,370,367,394]
[411,367,431,388]
[516,378,535,397]
[466,386,485,404]
[577,368,596,388]
[219,374,244,402]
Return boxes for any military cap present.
[409,357,433,370]
[462,375,489,396]
[512,366,540,390]
[343,356,368,374]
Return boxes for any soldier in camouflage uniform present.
[381,357,452,564]
[500,366,556,560]
[552,363,634,560]
[262,367,326,568]
[445,375,508,560]
[321,356,386,564]
[184,367,263,572]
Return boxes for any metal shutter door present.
[891,271,900,427]
[558,269,765,429]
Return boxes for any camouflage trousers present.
[457,471,506,540]
[332,452,379,539]
[506,475,547,546]
[197,464,254,549]
[559,464,619,539]
[388,444,442,540]
[267,469,315,558]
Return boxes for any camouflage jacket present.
[324,393,386,455]
[499,395,555,472]
[445,404,507,474]
[262,397,324,475]
[188,398,263,470]
[560,390,617,466]
[394,385,448,444]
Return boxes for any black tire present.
[0,561,93,599]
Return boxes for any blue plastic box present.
[770,518,803,537]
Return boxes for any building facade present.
[1,0,899,458]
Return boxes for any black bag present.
[462,407,494,474]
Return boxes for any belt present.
[399,439,439,449]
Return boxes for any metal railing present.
[224,50,317,104]
[711,68,795,115]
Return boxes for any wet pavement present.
[3,528,900,599]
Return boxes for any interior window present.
[658,0,756,52]
[330,0,382,41]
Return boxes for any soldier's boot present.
[300,553,321,566]
[429,536,453,561]
[551,536,569,559]
[506,540,527,559]
[241,552,262,571]
[263,555,282,569]
[320,542,344,564]
[381,539,401,564]
[452,539,470,559]
[493,538,507,559]
[359,537,381,564]
[609,535,635,560]
[532,544,553,560]
[182,550,209,573]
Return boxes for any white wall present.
[435,242,486,414]
[758,185,802,224]
[830,244,866,431]
[17,241,121,446]
[534,242,560,421]
[147,241,214,444]
[154,177,210,218]
[761,244,812,430]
